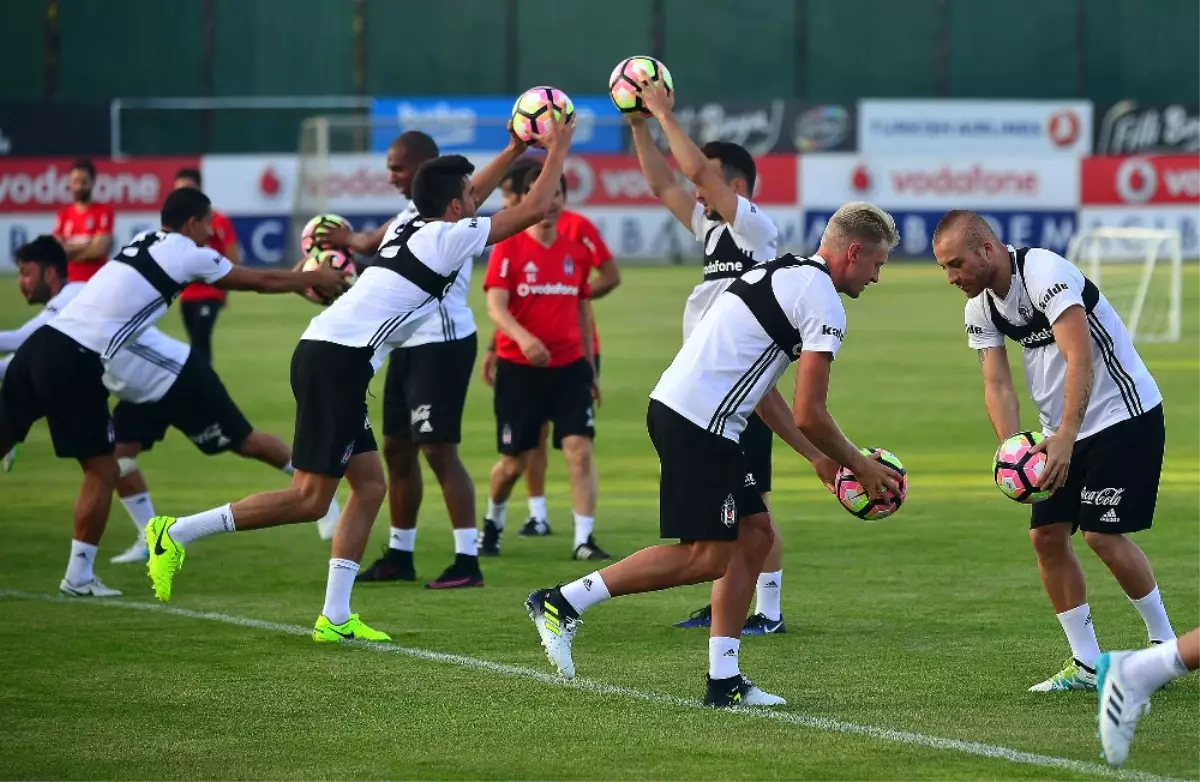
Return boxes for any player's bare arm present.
[628,116,695,229]
[215,264,349,300]
[639,82,739,225]
[486,288,549,366]
[756,387,838,489]
[589,259,621,299]
[64,232,111,261]
[486,115,575,246]
[323,222,390,255]
[978,346,1021,440]
[225,239,243,266]
[469,124,529,208]
[1031,305,1094,490]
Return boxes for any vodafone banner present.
[574,206,804,262]
[564,154,798,207]
[1080,155,1200,206]
[0,157,195,213]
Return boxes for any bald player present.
[933,210,1175,693]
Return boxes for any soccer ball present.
[993,431,1053,503]
[608,56,674,115]
[300,214,353,256]
[835,448,908,521]
[510,87,575,147]
[300,249,357,306]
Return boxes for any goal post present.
[1066,226,1183,344]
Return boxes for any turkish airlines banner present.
[859,100,1093,156]
[1080,155,1200,205]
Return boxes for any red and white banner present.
[0,157,196,213]
[1080,155,1200,205]
[564,154,798,206]
[573,206,804,260]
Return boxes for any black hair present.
[501,156,543,189]
[14,235,68,279]
[392,130,440,164]
[175,167,203,187]
[411,155,476,218]
[511,162,567,199]
[71,158,96,180]
[700,141,756,194]
[161,187,212,230]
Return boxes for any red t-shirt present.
[180,210,238,302]
[53,202,114,283]
[558,209,612,355]
[484,231,593,368]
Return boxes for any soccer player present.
[1097,627,1199,766]
[52,158,113,283]
[628,81,787,635]
[0,189,347,596]
[143,117,575,642]
[327,131,492,589]
[480,161,607,561]
[526,203,899,706]
[174,168,242,363]
[933,210,1176,692]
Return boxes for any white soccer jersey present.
[682,197,779,340]
[965,246,1162,440]
[103,326,191,404]
[652,256,846,442]
[0,282,85,381]
[49,231,233,359]
[301,216,491,371]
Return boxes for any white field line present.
[0,589,1179,782]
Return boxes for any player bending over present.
[143,115,576,643]
[526,203,898,706]
[0,191,347,596]
[933,210,1175,693]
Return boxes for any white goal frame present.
[1065,226,1182,343]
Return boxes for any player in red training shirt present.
[52,159,113,283]
[481,162,609,561]
[173,168,242,363]
[482,160,621,537]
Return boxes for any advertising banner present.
[0,212,163,270]
[636,101,856,156]
[573,206,804,262]
[1076,207,1200,258]
[1080,155,1200,205]
[859,100,1093,156]
[0,103,112,157]
[565,154,798,207]
[0,157,197,214]
[1094,102,1200,155]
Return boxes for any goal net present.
[1065,226,1183,344]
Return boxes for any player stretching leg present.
[527,204,898,705]
[628,82,788,635]
[1098,627,1199,766]
[933,210,1175,692]
[145,118,575,642]
[0,189,347,596]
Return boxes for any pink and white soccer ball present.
[834,448,907,521]
[993,431,1053,503]
[510,87,575,147]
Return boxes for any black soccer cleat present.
[703,674,787,708]
[572,535,611,561]
[742,613,787,635]
[518,517,553,537]
[355,548,415,582]
[480,519,503,557]
[424,554,484,590]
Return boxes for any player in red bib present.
[481,162,609,561]
[174,168,242,363]
[52,159,113,284]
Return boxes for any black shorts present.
[112,351,253,455]
[647,399,767,542]
[290,340,378,478]
[741,412,774,493]
[1031,405,1165,534]
[0,325,114,459]
[382,333,477,444]
[494,357,594,456]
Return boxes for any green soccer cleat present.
[145,516,186,602]
[312,614,392,643]
[1028,657,1097,692]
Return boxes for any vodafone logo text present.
[564,154,797,206]
[0,158,194,212]
[854,163,1039,197]
[515,282,579,297]
[1082,155,1200,205]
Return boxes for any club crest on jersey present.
[501,423,513,446]
[721,493,737,528]
[341,442,355,466]
[524,261,538,282]
[563,256,574,276]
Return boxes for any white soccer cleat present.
[526,588,578,679]
[110,541,149,564]
[1097,651,1152,767]
[705,674,787,708]
[316,496,341,541]
[59,577,122,597]
[1028,657,1097,692]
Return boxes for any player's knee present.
[497,454,527,481]
[81,454,120,484]
[117,457,139,478]
[419,443,461,479]
[383,436,419,475]
[1029,525,1071,558]
[1082,530,1124,556]
[352,475,388,509]
[690,542,734,581]
[561,437,593,469]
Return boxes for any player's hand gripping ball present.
[993,431,1053,503]
[300,214,353,256]
[511,87,575,147]
[608,56,674,115]
[835,448,907,520]
[300,249,357,306]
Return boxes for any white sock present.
[1129,585,1175,643]
[322,558,359,625]
[170,504,236,546]
[281,462,295,475]
[573,513,595,549]
[389,527,416,552]
[709,636,741,679]
[65,540,97,586]
[528,496,548,521]
[1124,638,1190,693]
[120,492,156,535]
[754,570,783,621]
[453,527,478,556]
[560,571,611,614]
[486,498,507,529]
[1056,603,1101,669]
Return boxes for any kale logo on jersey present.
[721,494,737,528]
[966,324,985,335]
[1038,283,1069,310]
[821,324,845,341]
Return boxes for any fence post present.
[935,0,949,97]
[44,0,59,99]
[201,0,214,154]
[1074,0,1086,97]
[793,0,807,98]
[505,0,519,94]
[650,0,665,61]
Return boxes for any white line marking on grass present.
[0,590,1177,782]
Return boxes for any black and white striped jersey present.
[300,216,490,372]
[386,203,478,347]
[651,255,846,443]
[103,326,190,404]
[49,231,232,359]
[965,245,1162,439]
